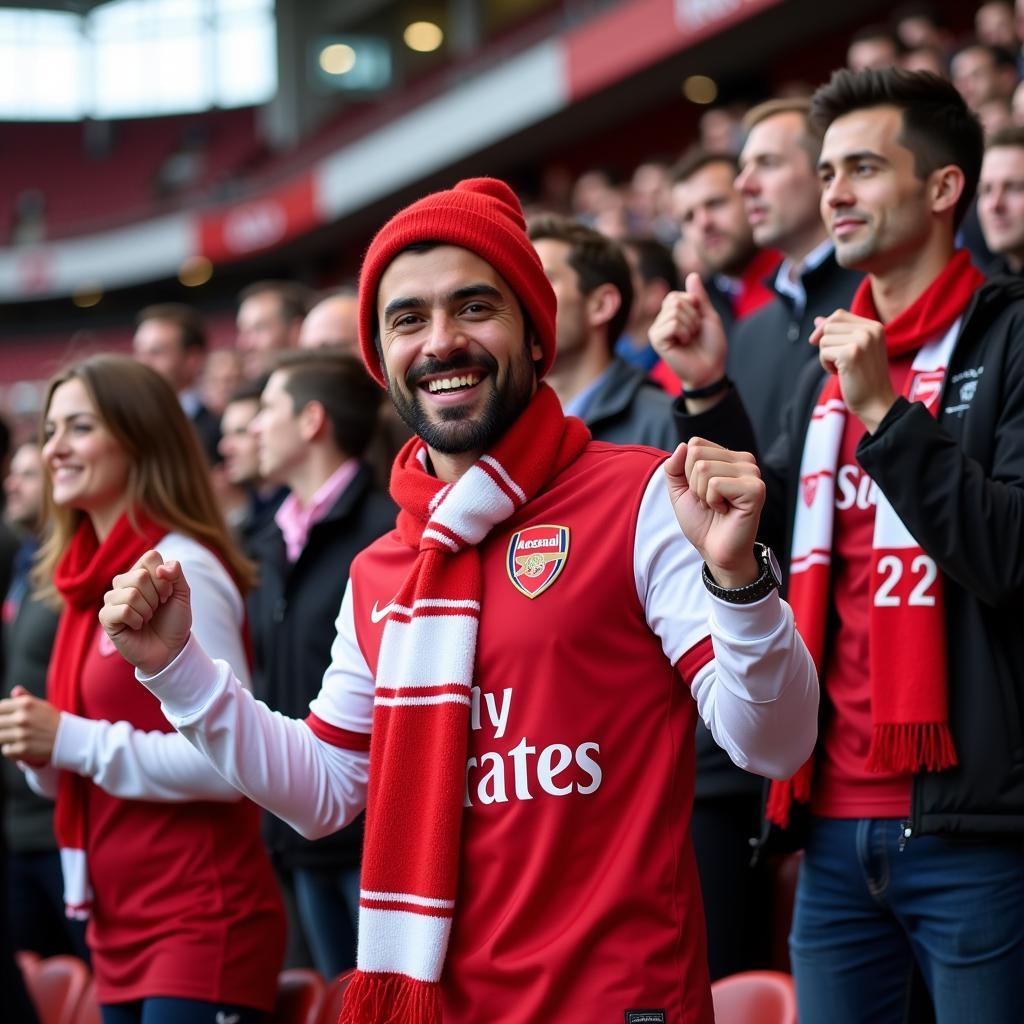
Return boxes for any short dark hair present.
[671,147,740,186]
[237,280,315,323]
[986,125,1024,150]
[270,351,381,458]
[528,214,634,348]
[621,236,680,291]
[811,67,983,228]
[135,303,207,352]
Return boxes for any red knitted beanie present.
[357,177,556,387]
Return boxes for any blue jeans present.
[292,864,360,978]
[789,817,1024,1024]
[100,999,268,1024]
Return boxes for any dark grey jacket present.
[582,356,677,452]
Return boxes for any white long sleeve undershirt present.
[138,467,818,839]
[26,533,251,803]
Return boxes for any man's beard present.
[387,346,535,456]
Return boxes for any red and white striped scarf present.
[767,252,984,828]
[340,384,589,1024]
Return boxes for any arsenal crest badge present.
[506,524,570,599]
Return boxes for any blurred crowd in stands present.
[5,1,1024,1022]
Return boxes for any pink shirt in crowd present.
[275,460,359,562]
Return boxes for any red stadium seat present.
[273,967,326,1024]
[318,971,355,1024]
[21,955,91,1024]
[711,970,798,1024]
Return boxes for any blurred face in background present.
[299,295,359,354]
[976,1,1018,50]
[672,161,755,277]
[5,443,44,532]
[847,36,900,73]
[236,292,294,379]
[978,144,1024,268]
[133,318,199,394]
[201,349,245,418]
[218,397,261,486]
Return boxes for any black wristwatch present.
[702,542,782,604]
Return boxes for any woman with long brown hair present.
[0,355,284,1024]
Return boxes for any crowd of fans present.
[2,2,1024,1022]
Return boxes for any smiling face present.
[671,161,754,276]
[818,105,936,273]
[376,245,541,475]
[42,377,132,536]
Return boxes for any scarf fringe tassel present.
[765,763,814,830]
[339,972,442,1024]
[866,722,958,774]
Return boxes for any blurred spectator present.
[891,1,952,52]
[670,149,780,339]
[217,382,287,547]
[298,288,359,353]
[200,348,245,419]
[699,104,747,154]
[951,41,1018,112]
[570,168,620,227]
[977,125,1024,273]
[978,95,1014,136]
[902,46,948,77]
[618,236,680,371]
[2,442,88,963]
[153,124,207,198]
[627,161,679,245]
[529,215,676,450]
[133,303,221,463]
[1012,78,1024,122]
[10,189,46,246]
[847,25,903,72]
[975,1,1018,51]
[247,352,393,979]
[236,280,315,380]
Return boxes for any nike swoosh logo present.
[371,600,395,623]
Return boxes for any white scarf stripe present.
[376,615,478,691]
[479,454,526,503]
[422,528,460,551]
[375,694,472,708]
[429,462,517,545]
[412,598,481,612]
[358,907,451,982]
[361,890,456,909]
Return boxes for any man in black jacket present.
[655,68,1024,1024]
[248,352,396,977]
[529,214,677,451]
[732,96,863,451]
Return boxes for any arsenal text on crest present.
[506,524,570,599]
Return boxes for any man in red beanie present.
[100,177,818,1024]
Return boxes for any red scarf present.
[767,251,985,828]
[49,509,168,917]
[340,385,589,1024]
